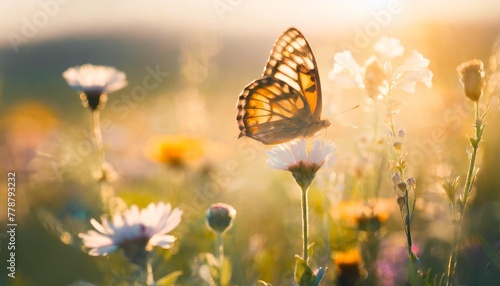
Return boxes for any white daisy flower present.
[267,139,336,189]
[79,202,182,266]
[62,64,127,110]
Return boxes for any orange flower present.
[334,249,365,285]
[334,199,392,232]
[144,135,204,168]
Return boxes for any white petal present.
[392,69,433,93]
[111,213,125,228]
[329,51,364,88]
[309,140,336,166]
[89,218,109,235]
[62,64,127,94]
[124,205,140,225]
[374,37,405,59]
[266,154,289,170]
[156,208,183,234]
[395,51,430,73]
[149,235,177,249]
[88,245,119,256]
[392,51,432,93]
[80,202,182,255]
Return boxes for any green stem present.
[404,188,413,257]
[301,186,309,262]
[216,233,224,262]
[385,89,397,137]
[91,110,115,214]
[91,110,105,165]
[384,86,420,279]
[463,102,481,204]
[215,233,224,286]
[143,255,154,286]
[445,102,483,286]
[322,191,330,266]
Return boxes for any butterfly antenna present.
[329,104,360,129]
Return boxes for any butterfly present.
[236,27,330,145]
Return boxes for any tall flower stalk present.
[203,203,237,286]
[330,37,433,284]
[445,59,488,286]
[63,64,128,214]
[267,139,335,285]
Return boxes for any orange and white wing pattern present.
[236,27,330,145]
[263,27,322,119]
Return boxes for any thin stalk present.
[215,233,224,262]
[384,86,420,281]
[301,186,309,262]
[143,256,154,286]
[215,233,224,286]
[404,188,413,257]
[90,110,115,213]
[322,192,330,266]
[385,89,397,137]
[463,102,481,204]
[91,110,105,165]
[445,102,483,286]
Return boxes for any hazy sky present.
[1,0,499,51]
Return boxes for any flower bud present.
[364,59,386,99]
[406,177,416,190]
[397,196,405,209]
[397,182,407,191]
[206,203,237,235]
[392,173,402,186]
[457,59,485,102]
[393,142,403,151]
[398,129,406,140]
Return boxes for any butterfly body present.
[236,27,330,144]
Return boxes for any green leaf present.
[199,265,217,286]
[258,281,273,286]
[156,271,183,286]
[469,137,477,148]
[312,267,327,286]
[307,243,315,264]
[205,253,220,268]
[294,255,315,286]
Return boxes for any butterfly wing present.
[236,27,329,144]
[263,27,322,119]
[237,77,321,145]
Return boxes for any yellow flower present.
[334,249,364,285]
[335,248,362,266]
[334,200,392,232]
[144,135,204,168]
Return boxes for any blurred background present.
[1,0,500,285]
